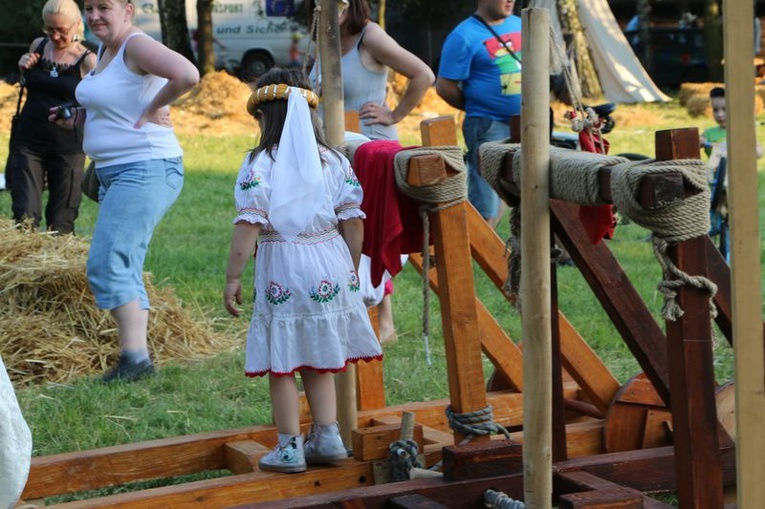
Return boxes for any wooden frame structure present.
[18,113,751,508]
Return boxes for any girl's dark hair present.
[709,86,725,99]
[343,0,371,35]
[250,67,331,161]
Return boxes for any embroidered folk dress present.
[234,146,383,377]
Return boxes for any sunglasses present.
[42,20,78,37]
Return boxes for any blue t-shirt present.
[438,15,522,121]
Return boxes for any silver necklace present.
[50,62,58,78]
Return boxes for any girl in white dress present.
[224,68,382,473]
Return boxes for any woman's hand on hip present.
[359,101,397,126]
[135,106,173,129]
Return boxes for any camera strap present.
[472,14,521,65]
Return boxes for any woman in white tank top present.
[51,0,200,383]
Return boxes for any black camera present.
[55,103,74,120]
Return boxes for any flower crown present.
[247,84,320,116]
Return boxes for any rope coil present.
[388,439,423,482]
[484,489,526,509]
[445,405,511,442]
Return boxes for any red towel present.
[578,130,616,243]
[353,140,425,286]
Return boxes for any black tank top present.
[14,38,89,154]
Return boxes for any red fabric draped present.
[578,129,616,244]
[353,140,425,286]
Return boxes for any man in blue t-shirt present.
[436,0,521,227]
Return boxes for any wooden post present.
[318,0,354,446]
[521,8,552,508]
[414,118,489,444]
[657,128,723,509]
[724,1,765,507]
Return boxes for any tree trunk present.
[703,0,724,82]
[556,0,602,98]
[377,0,386,31]
[196,0,215,76]
[158,0,196,64]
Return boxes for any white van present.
[118,0,308,77]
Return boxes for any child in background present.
[223,68,382,474]
[700,86,763,161]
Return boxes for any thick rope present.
[478,141,522,207]
[610,158,717,320]
[484,489,526,509]
[445,405,511,442]
[388,439,422,482]
[393,147,467,205]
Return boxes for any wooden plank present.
[658,128,724,509]
[559,489,642,508]
[356,305,386,411]
[49,461,374,508]
[242,473,527,509]
[224,441,270,474]
[555,471,672,509]
[388,494,450,508]
[351,423,425,462]
[420,116,458,147]
[344,110,361,134]
[23,426,273,499]
[441,439,523,481]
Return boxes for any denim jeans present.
[86,157,184,310]
[463,116,510,219]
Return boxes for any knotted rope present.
[445,405,511,442]
[394,147,467,363]
[388,439,423,482]
[610,159,717,320]
[484,489,526,509]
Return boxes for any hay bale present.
[0,219,237,385]
[686,93,710,117]
[678,82,723,107]
[687,89,765,117]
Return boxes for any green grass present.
[1,101,763,502]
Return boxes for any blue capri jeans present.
[86,157,184,310]
[463,116,511,220]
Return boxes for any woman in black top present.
[10,0,96,233]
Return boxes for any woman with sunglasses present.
[10,0,96,234]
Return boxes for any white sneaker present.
[304,422,349,464]
[258,434,306,473]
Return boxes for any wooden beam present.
[657,128,724,508]
[405,153,488,443]
[549,199,671,405]
[724,2,765,506]
[356,306,386,411]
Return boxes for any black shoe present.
[102,355,155,383]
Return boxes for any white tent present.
[531,0,670,103]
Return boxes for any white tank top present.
[76,33,182,168]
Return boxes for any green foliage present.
[0,0,48,78]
